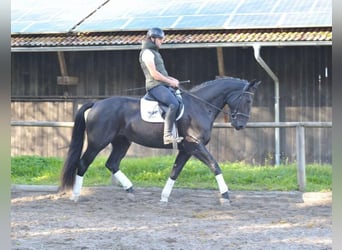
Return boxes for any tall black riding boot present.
[163,104,183,144]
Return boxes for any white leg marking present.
[215,174,229,194]
[70,175,83,201]
[114,170,133,190]
[160,177,175,202]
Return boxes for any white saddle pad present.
[140,98,184,123]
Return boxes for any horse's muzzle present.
[231,120,246,130]
[234,124,245,130]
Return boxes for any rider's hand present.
[168,77,179,88]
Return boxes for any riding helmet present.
[147,27,165,39]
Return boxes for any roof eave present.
[11,40,332,52]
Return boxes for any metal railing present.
[11,121,332,191]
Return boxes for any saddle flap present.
[140,98,164,123]
[140,93,184,123]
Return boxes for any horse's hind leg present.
[105,136,133,193]
[71,146,102,201]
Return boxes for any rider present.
[139,27,183,145]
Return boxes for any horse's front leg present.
[190,142,231,205]
[160,151,191,202]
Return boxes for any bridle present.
[229,91,254,121]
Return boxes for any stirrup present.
[163,135,183,145]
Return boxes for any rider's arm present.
[141,50,179,88]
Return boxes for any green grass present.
[11,155,332,192]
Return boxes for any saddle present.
[140,89,184,123]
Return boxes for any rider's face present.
[154,37,163,48]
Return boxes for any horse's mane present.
[189,77,248,94]
[190,80,218,92]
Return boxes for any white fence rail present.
[214,122,332,192]
[11,121,332,191]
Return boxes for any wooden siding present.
[11,46,332,164]
[11,102,332,164]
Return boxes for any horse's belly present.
[124,122,169,148]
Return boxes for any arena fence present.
[11,121,332,192]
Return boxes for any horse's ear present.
[246,79,261,92]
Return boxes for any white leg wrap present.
[70,175,83,201]
[114,170,133,190]
[160,178,175,202]
[215,174,229,194]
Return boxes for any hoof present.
[126,187,135,201]
[219,191,232,206]
[219,198,232,206]
[127,193,135,202]
[159,199,169,206]
[160,195,169,204]
[70,194,79,202]
[160,194,169,203]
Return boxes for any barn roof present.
[11,0,332,51]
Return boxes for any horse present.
[60,77,261,204]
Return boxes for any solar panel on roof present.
[227,14,282,28]
[12,9,30,21]
[22,21,78,33]
[89,0,170,18]
[11,0,332,34]
[78,19,130,32]
[162,2,202,16]
[11,22,32,33]
[18,8,63,22]
[236,0,274,14]
[312,0,332,12]
[198,0,240,15]
[280,12,332,27]
[122,17,178,30]
[274,0,314,13]
[129,5,171,18]
[174,15,229,29]
[11,0,105,33]
[75,0,171,29]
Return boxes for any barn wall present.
[11,46,332,164]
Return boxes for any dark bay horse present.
[60,77,261,204]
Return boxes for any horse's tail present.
[60,102,94,191]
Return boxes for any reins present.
[178,87,230,116]
[179,88,254,118]
[120,79,229,115]
[121,80,252,119]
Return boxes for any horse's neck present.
[191,83,232,121]
[196,82,236,109]
[191,80,244,121]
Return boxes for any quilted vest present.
[139,39,169,90]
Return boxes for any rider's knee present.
[169,102,179,111]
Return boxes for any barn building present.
[11,0,332,165]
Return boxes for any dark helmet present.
[147,27,165,39]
